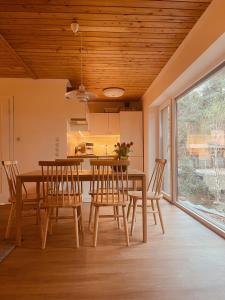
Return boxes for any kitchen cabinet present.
[108,113,120,134]
[120,111,143,156]
[88,113,108,135]
[88,113,120,135]
[128,156,143,171]
[120,111,143,171]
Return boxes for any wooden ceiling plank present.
[0,24,192,34]
[10,42,181,49]
[0,5,207,17]
[0,18,198,28]
[5,36,184,45]
[0,1,211,10]
[1,29,188,39]
[0,33,37,79]
[14,48,178,54]
[0,12,201,23]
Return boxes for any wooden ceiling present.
[0,0,212,101]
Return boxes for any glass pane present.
[176,64,225,231]
[160,106,171,194]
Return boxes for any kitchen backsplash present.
[67,131,120,156]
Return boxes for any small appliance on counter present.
[75,142,94,155]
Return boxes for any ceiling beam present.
[0,33,37,79]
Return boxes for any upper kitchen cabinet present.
[88,113,108,135]
[108,113,120,134]
[119,111,143,157]
[88,113,120,135]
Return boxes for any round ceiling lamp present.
[103,87,125,98]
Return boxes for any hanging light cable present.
[80,31,83,87]
[66,23,96,102]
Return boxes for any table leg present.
[36,181,40,198]
[36,182,41,225]
[16,176,22,246]
[142,174,147,242]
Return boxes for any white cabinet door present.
[129,156,143,171]
[120,111,143,156]
[88,113,108,135]
[88,113,120,135]
[108,113,120,134]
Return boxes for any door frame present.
[0,96,14,203]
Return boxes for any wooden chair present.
[88,185,119,231]
[1,160,41,239]
[128,158,167,235]
[55,158,84,221]
[39,160,83,249]
[90,159,130,247]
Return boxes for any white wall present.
[144,107,159,181]
[142,0,225,178]
[0,78,87,202]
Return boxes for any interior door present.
[0,97,14,203]
[159,102,171,199]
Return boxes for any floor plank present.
[0,201,224,300]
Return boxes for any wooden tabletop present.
[17,168,145,182]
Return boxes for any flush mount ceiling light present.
[103,87,125,98]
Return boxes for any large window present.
[176,63,225,231]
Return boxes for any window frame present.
[159,99,172,201]
[173,61,225,237]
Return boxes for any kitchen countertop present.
[67,155,116,159]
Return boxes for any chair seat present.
[42,195,83,208]
[10,193,41,204]
[92,194,127,206]
[89,188,119,195]
[128,190,162,200]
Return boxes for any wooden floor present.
[0,201,225,300]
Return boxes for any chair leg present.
[156,199,165,234]
[88,202,94,231]
[40,209,45,241]
[113,206,117,220]
[122,206,129,247]
[78,206,84,241]
[36,203,41,225]
[5,203,16,239]
[48,208,54,235]
[93,206,99,247]
[115,206,120,229]
[151,200,157,225]
[73,207,79,248]
[41,209,50,249]
[55,208,59,222]
[130,199,138,236]
[127,197,133,221]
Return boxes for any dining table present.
[15,168,147,246]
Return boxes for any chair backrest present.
[55,158,84,165]
[148,159,167,197]
[90,159,130,204]
[39,160,83,206]
[1,160,27,201]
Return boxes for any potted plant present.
[113,142,133,171]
